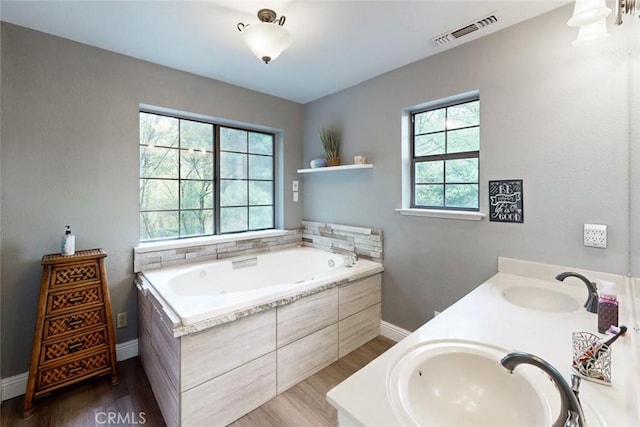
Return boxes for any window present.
[139,111,275,241]
[411,97,479,211]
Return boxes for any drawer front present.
[51,262,101,289]
[47,285,103,315]
[44,308,106,340]
[36,348,111,391]
[41,327,108,364]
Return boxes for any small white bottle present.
[61,225,75,256]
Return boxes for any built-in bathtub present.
[136,245,384,426]
[140,246,381,327]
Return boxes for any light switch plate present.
[117,312,128,328]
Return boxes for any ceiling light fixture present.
[615,0,639,24]
[567,0,638,46]
[237,9,292,64]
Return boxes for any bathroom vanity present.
[327,257,640,426]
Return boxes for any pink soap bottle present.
[597,281,618,333]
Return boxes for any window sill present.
[134,229,289,254]
[395,208,486,221]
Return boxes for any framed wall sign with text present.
[489,180,523,223]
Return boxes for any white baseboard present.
[1,339,139,402]
[115,339,139,362]
[380,320,411,342]
[1,372,29,403]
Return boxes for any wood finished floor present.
[1,336,395,427]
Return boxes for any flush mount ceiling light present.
[567,0,638,46]
[237,9,292,64]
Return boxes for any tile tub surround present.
[137,273,382,426]
[133,229,303,273]
[133,221,384,273]
[301,220,383,263]
[327,258,640,426]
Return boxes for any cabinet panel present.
[339,274,381,320]
[277,324,338,394]
[145,341,179,427]
[137,287,151,336]
[338,303,381,358]
[277,287,337,348]
[151,305,179,390]
[181,309,276,392]
[182,352,276,427]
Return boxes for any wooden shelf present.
[297,164,373,174]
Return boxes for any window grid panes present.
[139,112,275,241]
[411,97,480,211]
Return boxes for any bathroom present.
[1,1,639,426]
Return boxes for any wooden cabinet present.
[23,249,118,417]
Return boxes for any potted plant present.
[320,126,341,166]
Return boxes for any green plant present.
[319,126,340,159]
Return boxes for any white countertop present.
[327,257,640,426]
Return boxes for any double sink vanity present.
[327,257,640,426]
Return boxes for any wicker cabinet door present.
[50,261,101,289]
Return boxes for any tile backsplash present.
[301,220,383,263]
[134,229,302,272]
[134,221,383,272]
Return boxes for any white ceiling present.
[1,1,570,103]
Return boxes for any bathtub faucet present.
[330,244,358,267]
[501,351,587,427]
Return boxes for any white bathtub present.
[140,246,383,326]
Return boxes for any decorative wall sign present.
[489,180,523,223]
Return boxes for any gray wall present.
[302,6,635,331]
[0,23,303,377]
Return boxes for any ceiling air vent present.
[432,12,499,46]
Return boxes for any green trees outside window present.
[411,98,480,210]
[139,112,275,241]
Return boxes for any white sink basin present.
[387,340,552,427]
[501,286,581,312]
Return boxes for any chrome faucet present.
[555,272,598,314]
[501,352,587,427]
[329,244,358,267]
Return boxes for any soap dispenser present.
[61,225,75,256]
[597,280,618,333]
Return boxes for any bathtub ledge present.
[135,229,290,254]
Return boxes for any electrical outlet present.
[117,312,128,328]
[584,224,607,248]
